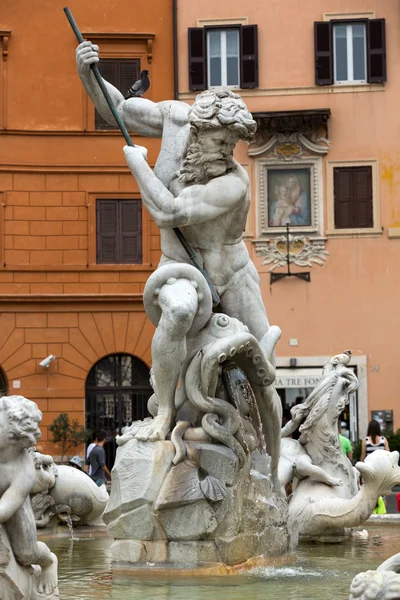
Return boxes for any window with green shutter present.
[95,59,140,130]
[96,199,142,263]
[333,166,373,229]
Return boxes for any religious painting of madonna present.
[267,168,312,227]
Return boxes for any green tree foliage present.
[49,412,86,463]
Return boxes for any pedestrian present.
[68,455,84,471]
[361,419,390,515]
[86,431,98,476]
[360,419,389,461]
[338,422,353,461]
[89,431,111,489]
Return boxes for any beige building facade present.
[177,0,400,439]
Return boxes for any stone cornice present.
[81,31,155,63]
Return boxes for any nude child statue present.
[0,395,58,597]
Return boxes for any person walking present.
[360,419,389,461]
[361,419,390,514]
[86,431,98,476]
[89,431,111,489]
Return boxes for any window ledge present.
[178,82,385,100]
[388,227,400,239]
[326,227,383,238]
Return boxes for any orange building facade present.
[0,0,173,457]
[1,0,399,458]
[177,0,400,440]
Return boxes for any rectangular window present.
[333,23,366,83]
[207,29,240,88]
[95,59,140,130]
[333,166,373,229]
[188,25,258,91]
[96,199,142,263]
[314,19,386,85]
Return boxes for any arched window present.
[0,369,7,396]
[85,353,152,439]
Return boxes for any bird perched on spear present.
[125,69,150,99]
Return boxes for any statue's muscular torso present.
[154,102,251,288]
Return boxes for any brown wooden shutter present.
[367,19,386,83]
[240,25,259,88]
[334,167,373,229]
[314,22,333,85]
[188,28,207,91]
[97,200,118,262]
[334,168,353,228]
[119,60,141,98]
[353,167,373,227]
[120,200,142,263]
[95,60,118,130]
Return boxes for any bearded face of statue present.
[177,128,237,184]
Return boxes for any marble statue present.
[349,551,400,600]
[0,395,59,600]
[279,356,400,542]
[76,41,289,567]
[30,452,108,528]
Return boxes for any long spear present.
[63,7,220,306]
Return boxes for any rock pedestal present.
[104,439,290,568]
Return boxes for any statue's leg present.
[136,277,199,442]
[295,455,343,487]
[278,456,295,496]
[5,498,58,594]
[220,261,281,363]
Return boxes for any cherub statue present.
[0,395,58,598]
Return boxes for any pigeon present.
[125,70,150,99]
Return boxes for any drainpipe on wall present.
[173,0,179,100]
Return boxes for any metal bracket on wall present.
[270,224,311,285]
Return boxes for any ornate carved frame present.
[249,132,329,269]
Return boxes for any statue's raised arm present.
[76,41,164,137]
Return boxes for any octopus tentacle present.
[171,420,191,465]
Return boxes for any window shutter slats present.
[188,28,207,91]
[314,21,333,85]
[120,201,142,264]
[96,199,142,264]
[334,167,373,229]
[240,25,259,88]
[353,167,373,227]
[96,60,118,130]
[119,60,141,98]
[367,19,387,83]
[97,200,118,263]
[334,168,352,229]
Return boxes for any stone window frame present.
[81,32,154,131]
[326,159,382,237]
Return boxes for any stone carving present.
[104,312,289,565]
[280,356,400,542]
[0,395,59,600]
[76,42,291,565]
[249,129,328,266]
[249,131,330,159]
[30,452,108,528]
[349,552,400,600]
[257,232,329,270]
